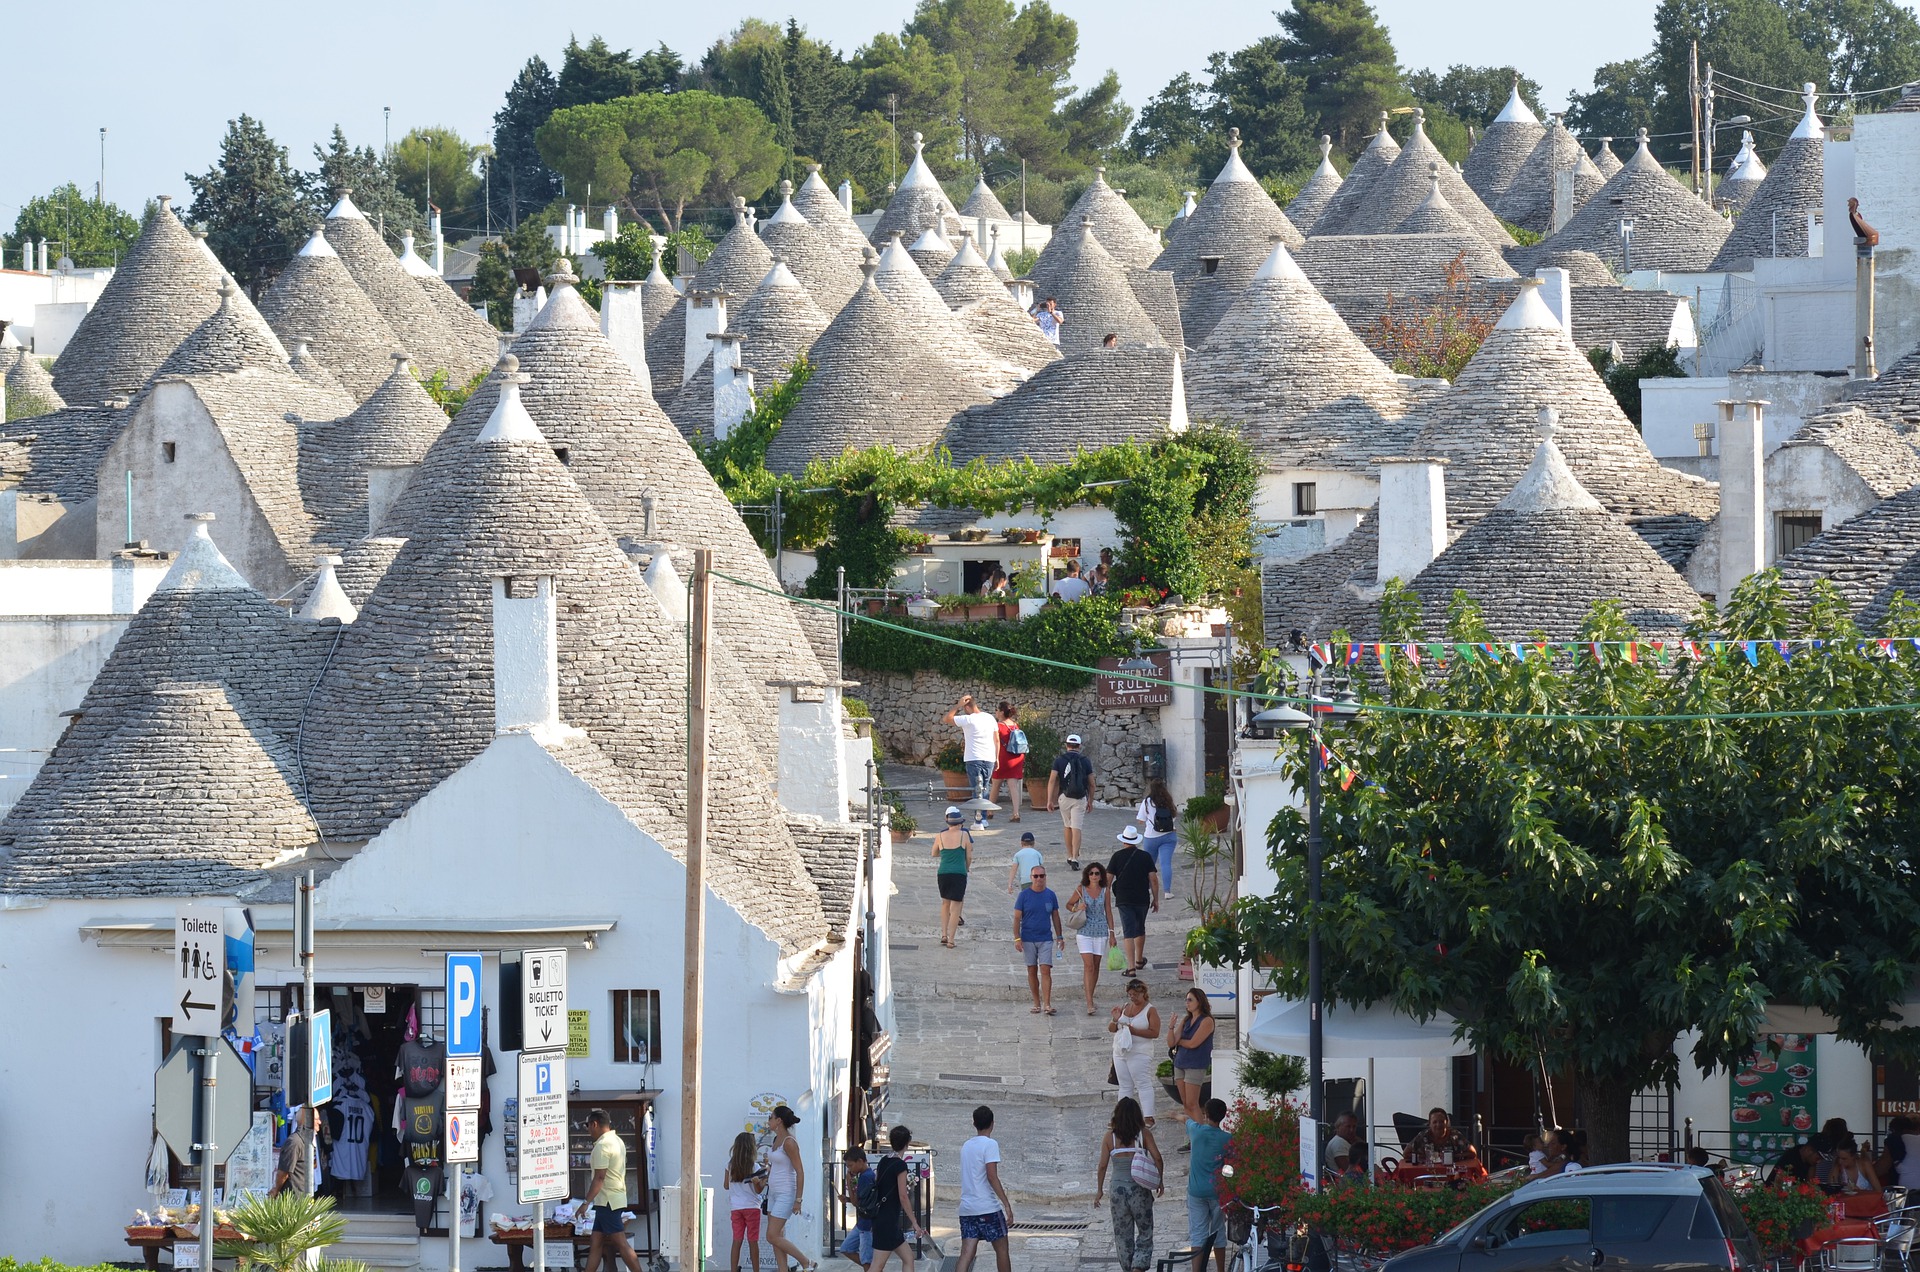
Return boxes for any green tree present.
[466,215,557,331]
[903,0,1081,172]
[393,126,483,224]
[1203,40,1317,174]
[492,56,564,229]
[784,20,872,180]
[9,183,140,268]
[556,35,682,109]
[302,126,420,245]
[852,32,967,177]
[1199,576,1920,1165]
[1060,70,1133,163]
[1566,56,1665,140]
[1127,72,1212,170]
[185,114,309,296]
[1273,0,1406,154]
[1405,65,1545,125]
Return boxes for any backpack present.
[855,1172,882,1223]
[1058,752,1091,799]
[1151,800,1174,834]
[1006,726,1029,756]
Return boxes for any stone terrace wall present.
[852,666,1162,803]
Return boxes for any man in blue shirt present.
[1187,1099,1232,1272]
[837,1146,874,1266]
[1012,867,1063,1015]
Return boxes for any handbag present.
[1065,891,1088,931]
[1106,1063,1119,1086]
[1128,1148,1162,1191]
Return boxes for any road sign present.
[521,948,567,1052]
[173,906,226,1034]
[446,952,483,1057]
[287,1009,333,1106]
[516,1049,569,1202]
[446,1107,480,1163]
[447,1056,482,1107]
[155,1038,253,1164]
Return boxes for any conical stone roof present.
[298,353,448,545]
[1715,132,1767,212]
[873,237,1021,391]
[1531,249,1616,286]
[1185,241,1416,471]
[155,278,292,380]
[766,272,994,476]
[407,246,504,362]
[1339,111,1513,245]
[645,293,689,397]
[695,200,777,300]
[1029,221,1164,354]
[2,340,64,418]
[1408,283,1719,524]
[1495,115,1607,234]
[668,261,829,438]
[1462,83,1546,205]
[944,345,1185,464]
[871,132,965,246]
[793,165,875,262]
[1395,168,1478,236]
[1050,167,1162,269]
[1592,138,1624,178]
[961,174,1013,221]
[1711,89,1826,271]
[984,229,1016,281]
[759,181,863,315]
[288,338,350,398]
[53,196,223,404]
[1775,484,1920,628]
[1310,115,1402,236]
[639,253,681,338]
[1520,131,1730,273]
[1286,138,1344,235]
[935,237,1061,373]
[325,192,481,381]
[258,229,405,401]
[907,225,957,278]
[1151,128,1304,344]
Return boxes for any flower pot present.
[906,601,938,620]
[968,603,1009,621]
[890,828,914,843]
[1025,777,1051,807]
[941,769,971,798]
[1201,806,1230,833]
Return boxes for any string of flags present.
[1306,637,1920,670]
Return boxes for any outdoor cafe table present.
[1379,1160,1490,1187]
[1794,1195,1888,1264]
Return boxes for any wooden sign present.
[1096,651,1173,709]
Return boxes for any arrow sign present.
[172,906,225,1036]
[519,948,566,1055]
[179,990,217,1023]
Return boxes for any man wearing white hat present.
[1046,734,1095,870]
[1107,825,1161,976]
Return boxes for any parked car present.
[1381,1165,1765,1272]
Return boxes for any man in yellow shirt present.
[586,1109,641,1272]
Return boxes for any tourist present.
[1166,989,1216,1125]
[1108,979,1161,1124]
[1096,1096,1163,1272]
[1048,734,1095,871]
[1067,862,1117,1015]
[1090,562,1110,594]
[932,806,973,949]
[764,1105,816,1272]
[1050,561,1091,602]
[836,1146,874,1267]
[272,1105,314,1198]
[989,701,1025,823]
[943,693,1000,826]
[1033,296,1065,345]
[585,1109,642,1272]
[954,1106,1014,1272]
[1407,1107,1476,1170]
[1013,863,1063,1015]
[1102,332,1119,348]
[1878,1115,1920,1188]
[1524,1131,1547,1175]
[1107,826,1161,975]
[867,1124,927,1272]
[1135,780,1178,896]
[1007,832,1043,894]
[1327,1113,1365,1177]
[980,567,1009,597]
[1825,1140,1882,1195]
[1541,1126,1581,1177]
[723,1131,766,1272]
[1186,1099,1232,1272]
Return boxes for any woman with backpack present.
[1135,780,1179,898]
[989,702,1025,822]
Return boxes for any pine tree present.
[1274,0,1405,154]
[492,57,562,230]
[185,115,308,295]
[303,127,421,246]
[556,36,681,110]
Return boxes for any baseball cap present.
[945,805,963,821]
[1116,825,1143,845]
[1020,832,1035,844]
[1065,734,1082,745]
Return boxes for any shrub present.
[1019,715,1063,777]
[1217,1097,1303,1209]
[1238,1049,1308,1099]
[842,597,1131,690]
[883,789,917,835]
[1184,770,1228,820]
[1732,1181,1828,1257]
[933,739,966,771]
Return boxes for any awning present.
[1248,996,1467,1059]
[80,915,619,954]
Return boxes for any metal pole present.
[450,1159,462,1272]
[835,566,846,681]
[198,1044,218,1272]
[1703,65,1715,207]
[1307,712,1324,1130]
[125,469,133,545]
[534,1200,546,1272]
[1689,41,1702,194]
[683,548,715,1272]
[1020,159,1027,254]
[301,870,316,1014]
[772,487,783,565]
[100,128,107,206]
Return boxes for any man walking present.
[1108,826,1161,976]
[1186,1099,1232,1272]
[1047,734,1095,871]
[1007,832,1043,894]
[585,1109,642,1272]
[1013,865,1063,1015]
[271,1105,314,1198]
[955,1106,1014,1272]
[944,693,1000,827]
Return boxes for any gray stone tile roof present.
[934,238,1063,373]
[1310,116,1401,236]
[1,400,131,500]
[1775,484,1920,626]
[794,166,878,262]
[787,814,864,937]
[1517,133,1731,273]
[1535,249,1616,285]
[1780,406,1920,498]
[766,275,993,476]
[1407,284,1719,525]
[297,355,449,545]
[1462,97,1546,206]
[645,292,689,397]
[697,202,778,299]
[1186,242,1417,472]
[1295,231,1517,299]
[1127,267,1185,349]
[1261,518,1380,644]
[1151,130,1305,344]
[1028,221,1166,353]
[154,278,290,380]
[2,344,64,417]
[1715,173,1765,214]
[1846,341,1920,429]
[872,237,1023,391]
[410,266,503,363]
[1569,285,1687,360]
[871,134,967,246]
[1053,168,1163,269]
[325,193,485,382]
[289,337,351,398]
[1591,139,1624,178]
[1395,171,1477,236]
[1338,114,1515,246]
[960,174,1014,222]
[668,261,828,440]
[53,197,223,405]
[1286,138,1345,236]
[1710,135,1825,270]
[640,258,680,337]
[907,226,958,278]
[760,182,864,315]
[285,534,407,610]
[184,369,355,563]
[1494,117,1607,235]
[943,345,1185,464]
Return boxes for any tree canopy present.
[185,114,309,295]
[555,35,683,109]
[303,127,420,245]
[9,184,140,269]
[1197,576,1920,1165]
[1405,65,1545,127]
[1274,0,1404,153]
[392,126,484,228]
[492,56,564,229]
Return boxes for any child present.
[723,1132,765,1272]
[1525,1132,1546,1175]
[837,1146,875,1266]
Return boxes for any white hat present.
[1065,733,1083,746]
[944,805,963,819]
[1116,825,1142,845]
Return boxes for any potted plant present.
[933,592,975,622]
[217,1192,352,1272]
[1184,771,1230,832]
[884,791,918,841]
[1019,717,1062,807]
[1237,1049,1307,1101]
[933,739,970,798]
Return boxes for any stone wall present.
[851,665,1162,803]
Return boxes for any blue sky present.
[3,0,1657,230]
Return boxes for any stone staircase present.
[331,1211,422,1270]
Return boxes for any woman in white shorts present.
[1066,862,1117,1015]
[764,1105,817,1272]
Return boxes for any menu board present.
[1729,1032,1820,1166]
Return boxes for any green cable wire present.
[710,570,1920,725]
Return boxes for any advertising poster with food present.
[1730,1033,1819,1166]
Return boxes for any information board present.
[1729,1032,1820,1167]
[516,1050,569,1202]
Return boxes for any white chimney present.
[366,463,416,535]
[711,332,755,439]
[1167,353,1189,435]
[769,680,851,823]
[837,180,854,213]
[599,281,654,392]
[1536,268,1573,341]
[18,241,28,272]
[602,205,618,240]
[1717,399,1767,599]
[565,203,578,254]
[37,238,49,273]
[1376,457,1449,584]
[1008,278,1034,311]
[430,208,445,275]
[492,575,562,735]
[684,290,728,383]
[298,555,358,623]
[644,550,687,622]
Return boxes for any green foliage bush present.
[1238,1048,1308,1098]
[843,598,1131,689]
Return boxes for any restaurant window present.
[1293,482,1318,517]
[612,989,662,1064]
[1777,512,1822,557]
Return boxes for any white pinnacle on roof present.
[298,555,359,623]
[1213,128,1258,185]
[898,131,937,190]
[327,190,366,220]
[1175,191,1198,220]
[1493,79,1540,125]
[1634,127,1653,156]
[1791,83,1825,139]
[397,234,437,277]
[475,356,545,443]
[0,324,19,350]
[1252,239,1311,284]
[1726,131,1768,182]
[984,231,1013,279]
[158,516,250,593]
[298,228,337,258]
[1499,408,1604,512]
[909,225,953,253]
[1495,279,1564,333]
[768,185,807,224]
[1312,135,1338,178]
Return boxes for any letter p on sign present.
[446,952,484,1058]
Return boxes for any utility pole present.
[1702,64,1716,207]
[682,549,714,1272]
[384,106,392,161]
[99,128,107,205]
[1689,41,1702,194]
[1020,158,1027,254]
[888,93,899,189]
[197,1042,218,1272]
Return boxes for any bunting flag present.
[1346,643,1364,666]
[1744,642,1761,666]
[1622,642,1639,664]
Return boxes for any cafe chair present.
[1823,1236,1880,1272]
[1875,1208,1920,1272]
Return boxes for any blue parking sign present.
[446,953,484,1057]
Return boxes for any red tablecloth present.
[1795,1218,1875,1262]
[1379,1161,1489,1187]
[1840,1193,1889,1220]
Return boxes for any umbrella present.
[1249,996,1465,1058]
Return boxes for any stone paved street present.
[879,765,1245,1272]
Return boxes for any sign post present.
[518,1050,570,1272]
[520,948,567,1051]
[445,953,484,1272]
[173,906,226,1034]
